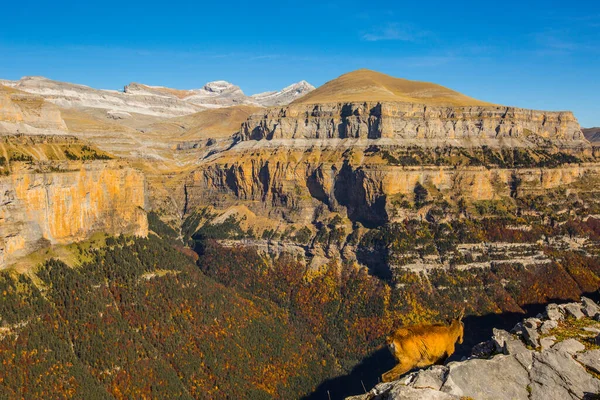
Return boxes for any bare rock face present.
[561,303,585,319]
[441,355,531,399]
[189,144,600,229]
[575,349,600,374]
[581,297,600,318]
[546,303,564,321]
[0,85,67,133]
[239,102,587,149]
[6,76,204,117]
[0,161,148,268]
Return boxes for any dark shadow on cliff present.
[302,345,396,400]
[303,292,600,400]
[355,245,392,281]
[333,160,388,229]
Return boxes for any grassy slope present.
[147,105,263,140]
[292,69,495,106]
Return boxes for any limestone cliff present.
[0,161,148,268]
[238,102,586,149]
[187,145,599,228]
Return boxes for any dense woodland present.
[0,236,337,399]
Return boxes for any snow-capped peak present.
[251,80,315,106]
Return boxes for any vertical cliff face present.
[239,102,586,148]
[0,161,148,268]
[188,146,600,227]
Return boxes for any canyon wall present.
[0,161,148,268]
[187,145,600,227]
[239,102,586,149]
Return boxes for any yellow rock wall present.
[0,162,148,267]
[187,146,600,227]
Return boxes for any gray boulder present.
[523,324,540,348]
[561,303,585,320]
[529,348,600,400]
[546,303,564,321]
[492,328,529,355]
[583,326,600,334]
[524,317,542,329]
[540,336,556,350]
[348,381,459,400]
[409,365,448,391]
[440,354,530,400]
[551,338,586,355]
[581,297,600,318]
[540,320,558,335]
[575,349,600,374]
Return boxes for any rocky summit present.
[1,68,600,399]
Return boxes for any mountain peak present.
[201,80,240,94]
[251,80,315,106]
[292,69,494,107]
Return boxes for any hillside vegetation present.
[0,236,337,399]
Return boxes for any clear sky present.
[1,0,598,126]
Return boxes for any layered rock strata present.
[0,161,148,268]
[0,85,67,133]
[187,147,600,227]
[238,102,587,149]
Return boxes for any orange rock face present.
[0,161,148,267]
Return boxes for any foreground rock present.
[348,297,600,400]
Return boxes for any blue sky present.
[1,0,599,126]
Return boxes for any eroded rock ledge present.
[348,298,600,400]
[238,102,587,149]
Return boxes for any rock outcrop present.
[0,161,148,268]
[188,145,600,226]
[348,297,600,400]
[0,85,67,134]
[238,102,587,149]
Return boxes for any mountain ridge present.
[292,69,495,106]
[583,127,600,144]
[0,76,315,117]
